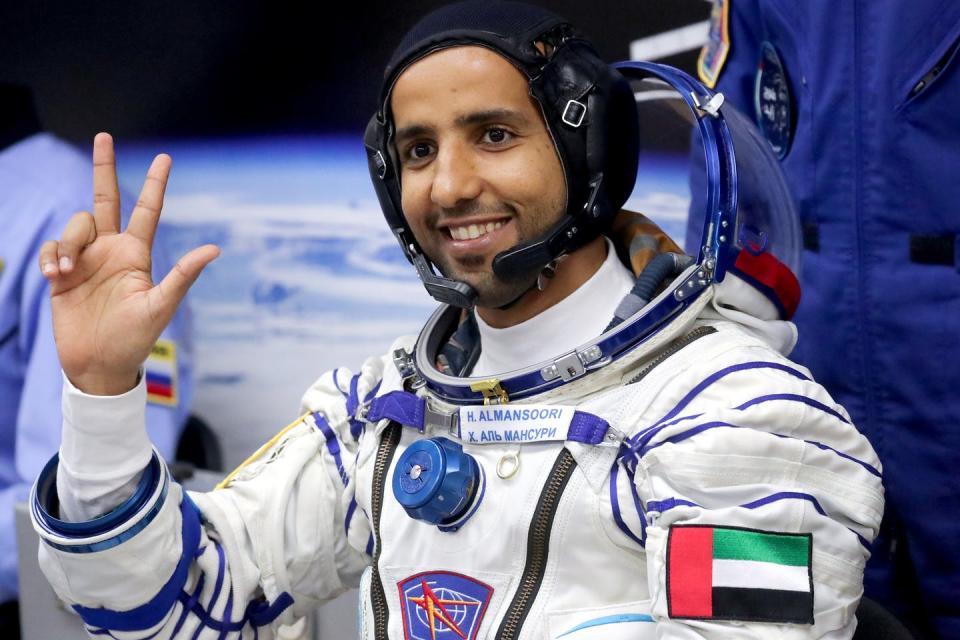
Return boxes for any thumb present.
[149,244,220,327]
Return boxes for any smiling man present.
[29,2,882,639]
[391,45,591,319]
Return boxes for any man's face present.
[390,46,567,308]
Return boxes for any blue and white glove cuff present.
[31,449,168,553]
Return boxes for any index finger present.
[92,132,121,234]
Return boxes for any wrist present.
[68,370,141,397]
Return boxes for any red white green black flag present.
[667,525,814,624]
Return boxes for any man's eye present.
[484,128,511,144]
[407,142,434,161]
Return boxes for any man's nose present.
[430,142,483,209]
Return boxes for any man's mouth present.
[447,220,506,241]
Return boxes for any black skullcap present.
[381,1,581,99]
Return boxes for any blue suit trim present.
[646,491,872,550]
[647,361,811,428]
[245,592,294,627]
[217,588,234,639]
[802,439,882,478]
[609,464,644,548]
[177,590,294,634]
[332,368,348,400]
[172,573,206,637]
[347,373,363,440]
[556,613,654,637]
[735,393,850,424]
[32,454,175,554]
[72,495,202,631]
[646,497,699,513]
[741,491,827,516]
[354,379,383,439]
[313,413,349,487]
[626,468,647,545]
[206,542,227,630]
[345,372,381,441]
[33,452,162,539]
[344,497,359,537]
[633,418,882,478]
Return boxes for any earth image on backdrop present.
[118,137,690,470]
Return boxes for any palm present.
[52,232,156,380]
[41,133,218,395]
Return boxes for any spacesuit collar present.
[405,262,713,406]
[403,212,709,406]
[471,238,633,377]
[434,211,684,378]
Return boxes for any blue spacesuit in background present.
[698,2,960,637]
[0,89,194,621]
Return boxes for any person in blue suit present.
[0,84,194,637]
[696,2,960,637]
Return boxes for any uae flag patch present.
[667,525,814,624]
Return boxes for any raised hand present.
[38,133,219,396]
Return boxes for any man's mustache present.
[428,201,517,226]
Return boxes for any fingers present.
[149,244,220,325]
[38,211,97,278]
[125,153,172,246]
[92,133,122,234]
[58,211,98,273]
[38,240,60,278]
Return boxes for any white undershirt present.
[471,239,635,377]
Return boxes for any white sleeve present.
[56,371,153,522]
[31,356,387,638]
[621,337,883,639]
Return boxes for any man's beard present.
[424,205,556,308]
[433,251,540,309]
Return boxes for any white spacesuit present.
[29,2,883,639]
[31,264,882,640]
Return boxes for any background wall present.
[1,1,709,141]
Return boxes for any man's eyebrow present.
[394,123,432,144]
[394,109,532,143]
[454,108,532,128]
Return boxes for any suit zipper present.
[625,325,717,386]
[495,449,577,639]
[371,423,401,640]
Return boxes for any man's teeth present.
[449,221,504,241]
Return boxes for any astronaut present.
[30,2,882,639]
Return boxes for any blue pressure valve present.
[392,437,481,527]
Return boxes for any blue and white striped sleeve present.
[31,353,390,638]
[615,327,884,638]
